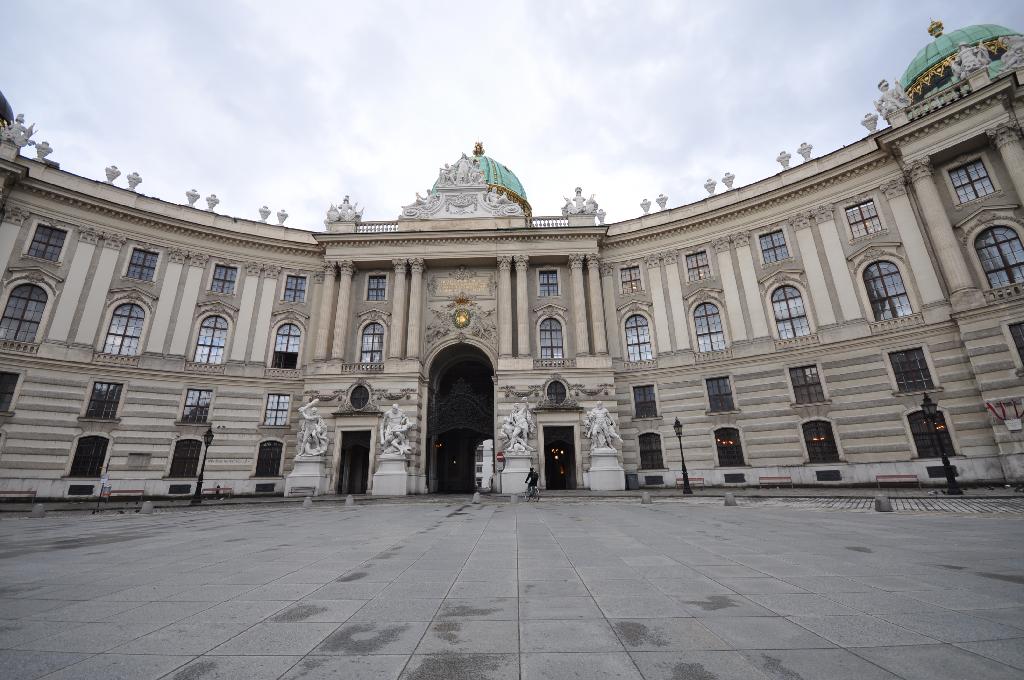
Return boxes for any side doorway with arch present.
[541,425,577,490]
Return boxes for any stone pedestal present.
[588,446,625,491]
[500,450,533,494]
[371,456,408,496]
[285,456,330,497]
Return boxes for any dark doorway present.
[427,345,494,493]
[338,431,370,494]
[543,426,576,490]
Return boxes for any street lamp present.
[191,426,215,505]
[673,417,692,495]
[920,393,962,496]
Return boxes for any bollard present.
[139,501,155,515]
[30,503,45,518]
[510,494,518,504]
[723,493,737,507]
[472,492,481,504]
[302,496,313,509]
[874,495,893,512]
[641,492,652,505]
[345,494,355,507]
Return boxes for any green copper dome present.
[432,143,531,215]
[899,23,1020,102]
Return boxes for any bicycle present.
[525,485,540,502]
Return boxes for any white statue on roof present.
[1,113,35,148]
[874,79,911,121]
[1001,35,1024,71]
[951,42,991,80]
[561,187,599,216]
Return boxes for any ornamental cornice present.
[262,265,281,279]
[879,176,907,199]
[78,226,101,244]
[986,123,1022,149]
[496,255,513,271]
[2,204,30,226]
[392,258,408,273]
[885,92,1009,147]
[847,241,904,273]
[567,253,586,270]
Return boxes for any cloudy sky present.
[5,1,1023,228]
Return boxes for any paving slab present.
[853,643,1024,680]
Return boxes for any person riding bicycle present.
[525,467,539,497]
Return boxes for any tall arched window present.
[863,261,912,321]
[70,436,109,477]
[539,318,564,359]
[693,303,725,352]
[193,316,229,364]
[169,439,202,478]
[975,226,1024,288]
[360,323,385,363]
[714,427,744,466]
[907,410,954,458]
[638,433,664,470]
[272,323,301,369]
[103,303,145,355]
[255,441,283,477]
[802,421,840,463]
[624,314,653,362]
[771,286,810,339]
[0,284,48,342]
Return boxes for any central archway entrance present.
[427,344,494,493]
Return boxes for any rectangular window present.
[889,348,934,392]
[845,200,883,239]
[27,225,67,261]
[126,248,159,281]
[620,266,642,294]
[686,251,711,281]
[283,275,307,302]
[367,274,387,301]
[639,433,664,470]
[759,230,790,264]
[255,441,283,477]
[85,382,123,420]
[948,160,995,204]
[0,372,19,412]
[633,385,658,418]
[706,377,735,412]
[264,393,290,426]
[789,365,826,404]
[181,389,213,423]
[1011,322,1024,363]
[210,264,238,294]
[539,270,559,296]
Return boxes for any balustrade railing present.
[356,222,398,233]
[532,216,569,228]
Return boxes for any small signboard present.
[495,452,505,472]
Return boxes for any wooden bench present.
[758,475,794,488]
[288,486,315,497]
[876,474,920,488]
[102,489,145,501]
[0,490,37,502]
[675,476,705,488]
[202,486,233,497]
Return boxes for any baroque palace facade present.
[1,21,1024,498]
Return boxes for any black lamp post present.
[191,426,215,505]
[921,393,962,496]
[673,417,692,495]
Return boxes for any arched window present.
[715,427,744,467]
[539,318,564,359]
[624,314,653,362]
[70,436,109,477]
[255,441,283,477]
[771,286,810,339]
[350,385,370,410]
[907,410,955,459]
[546,380,567,405]
[863,261,912,321]
[103,303,145,355]
[693,303,726,352]
[272,323,301,369]
[638,433,664,470]
[360,323,384,363]
[802,421,839,463]
[169,439,202,478]
[975,226,1024,288]
[0,284,48,342]
[193,316,228,364]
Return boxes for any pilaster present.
[813,204,863,321]
[644,254,673,353]
[585,254,608,355]
[568,253,590,357]
[514,255,530,357]
[497,255,514,357]
[792,214,836,326]
[332,260,355,360]
[406,258,425,359]
[314,262,336,360]
[389,258,408,358]
[880,177,944,305]
[987,123,1024,202]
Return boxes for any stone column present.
[906,158,977,299]
[74,234,124,346]
[514,255,530,357]
[585,255,608,355]
[230,263,264,361]
[332,260,355,360]
[661,250,690,351]
[314,262,336,360]
[169,253,207,356]
[988,123,1024,200]
[568,254,590,356]
[249,266,280,363]
[389,258,408,358]
[644,255,673,354]
[146,248,187,354]
[880,179,944,305]
[792,215,836,326]
[813,205,863,321]
[713,238,747,342]
[599,263,622,358]
[497,256,514,356]
[48,227,99,343]
[732,233,770,338]
[406,258,425,359]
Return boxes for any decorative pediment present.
[847,241,903,272]
[757,268,806,290]
[400,154,523,220]
[356,308,391,326]
[533,302,568,317]
[271,307,311,325]
[682,285,723,303]
[953,206,1023,245]
[193,299,239,320]
[107,285,158,304]
[3,266,64,294]
[616,299,653,316]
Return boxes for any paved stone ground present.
[1,501,1023,680]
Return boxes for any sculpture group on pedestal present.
[501,398,536,453]
[951,42,991,81]
[326,195,364,224]
[562,187,599,216]
[379,404,411,458]
[0,113,35,148]
[583,402,625,491]
[583,401,622,452]
[296,398,329,458]
[874,79,911,122]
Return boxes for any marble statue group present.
[501,397,536,453]
[380,404,412,458]
[296,398,329,458]
[583,401,622,451]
